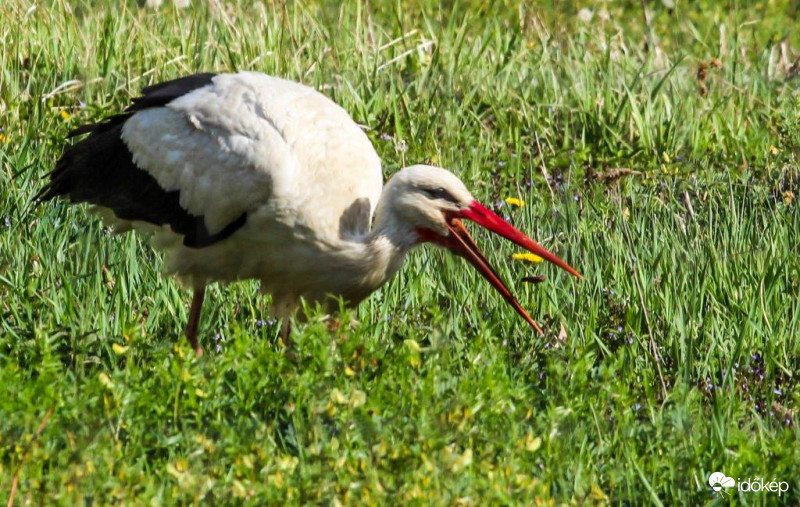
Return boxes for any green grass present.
[2,0,799,503]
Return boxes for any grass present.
[1,0,799,503]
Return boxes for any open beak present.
[440,201,582,334]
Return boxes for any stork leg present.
[184,287,206,356]
[280,319,293,349]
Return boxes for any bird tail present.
[33,114,131,204]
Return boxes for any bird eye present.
[423,187,457,203]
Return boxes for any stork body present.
[39,71,581,355]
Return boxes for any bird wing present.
[40,72,383,247]
[122,72,383,242]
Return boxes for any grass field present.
[2,0,799,504]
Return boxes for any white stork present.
[38,72,581,355]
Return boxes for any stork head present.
[377,164,581,334]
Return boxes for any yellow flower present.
[330,388,348,405]
[504,197,525,207]
[166,458,188,478]
[784,190,795,206]
[111,343,128,355]
[344,366,355,377]
[404,339,421,352]
[59,110,70,120]
[769,145,779,155]
[173,343,186,359]
[512,252,543,263]
[523,432,542,452]
[349,389,366,408]
[98,372,114,389]
[450,448,472,472]
[0,133,6,143]
[589,485,609,502]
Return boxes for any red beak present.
[459,202,582,279]
[424,201,581,334]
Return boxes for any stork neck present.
[361,218,416,285]
[316,230,406,305]
[323,193,420,303]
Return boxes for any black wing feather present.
[36,72,247,249]
[130,73,218,111]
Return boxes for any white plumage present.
[119,73,384,301]
[41,71,581,354]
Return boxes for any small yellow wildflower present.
[60,110,70,121]
[173,458,189,473]
[589,485,609,502]
[404,339,421,352]
[166,458,189,477]
[512,252,543,263]
[505,197,525,207]
[98,372,114,389]
[450,448,472,472]
[344,366,355,377]
[231,480,247,498]
[330,388,348,405]
[769,145,779,155]
[172,343,186,359]
[349,389,367,408]
[111,343,128,355]
[523,432,542,452]
[324,401,337,417]
[784,190,795,206]
[0,133,6,143]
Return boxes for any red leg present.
[184,287,205,356]
[280,318,293,350]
